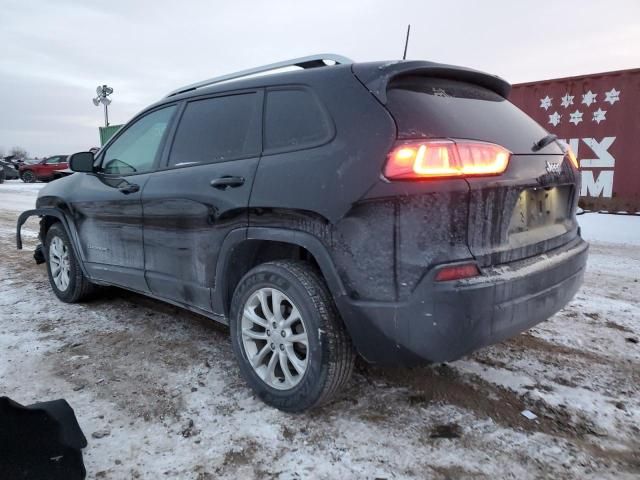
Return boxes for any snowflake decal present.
[540,95,552,110]
[569,110,583,125]
[548,111,562,127]
[604,88,620,105]
[560,93,574,108]
[592,108,607,124]
[582,90,597,107]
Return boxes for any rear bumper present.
[337,236,588,365]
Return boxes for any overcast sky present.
[1,0,639,157]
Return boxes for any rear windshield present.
[386,76,562,154]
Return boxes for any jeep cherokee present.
[17,55,588,412]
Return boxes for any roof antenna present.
[402,24,411,60]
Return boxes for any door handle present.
[118,183,140,194]
[210,176,245,189]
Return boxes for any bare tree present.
[9,146,28,160]
[0,147,5,159]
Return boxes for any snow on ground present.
[579,212,640,246]
[0,179,45,212]
[1,184,639,479]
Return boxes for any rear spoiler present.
[351,60,511,104]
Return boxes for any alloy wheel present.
[241,287,309,390]
[49,236,71,291]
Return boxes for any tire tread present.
[269,260,355,409]
[230,259,355,411]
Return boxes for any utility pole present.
[403,24,411,60]
[93,85,114,127]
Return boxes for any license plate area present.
[508,186,570,233]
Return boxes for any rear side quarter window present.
[263,87,333,154]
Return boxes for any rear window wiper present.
[532,133,557,152]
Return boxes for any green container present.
[99,125,123,146]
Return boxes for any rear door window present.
[386,76,563,155]
[264,88,332,152]
[168,93,260,166]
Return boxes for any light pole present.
[93,85,114,127]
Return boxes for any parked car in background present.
[17,55,587,411]
[51,168,75,181]
[0,159,20,180]
[19,155,68,182]
[19,158,40,165]
[3,155,27,169]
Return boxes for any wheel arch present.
[16,207,91,278]
[213,227,347,318]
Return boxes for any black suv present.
[17,55,588,411]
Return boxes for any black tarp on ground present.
[0,397,87,479]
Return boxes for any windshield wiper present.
[532,133,557,152]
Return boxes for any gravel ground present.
[1,180,639,479]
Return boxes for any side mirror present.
[69,152,95,173]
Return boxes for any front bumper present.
[337,236,588,365]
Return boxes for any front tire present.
[45,223,94,302]
[21,170,36,183]
[230,260,355,412]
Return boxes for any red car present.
[19,155,69,183]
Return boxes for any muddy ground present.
[1,182,638,479]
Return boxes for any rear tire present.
[44,223,94,302]
[21,170,36,183]
[230,260,355,412]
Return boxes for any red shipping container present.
[510,68,640,212]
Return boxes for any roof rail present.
[166,53,354,97]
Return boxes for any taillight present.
[434,263,481,282]
[566,147,579,170]
[384,139,510,180]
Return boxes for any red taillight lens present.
[434,263,481,282]
[566,147,579,170]
[385,140,510,180]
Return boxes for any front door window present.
[101,106,176,175]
